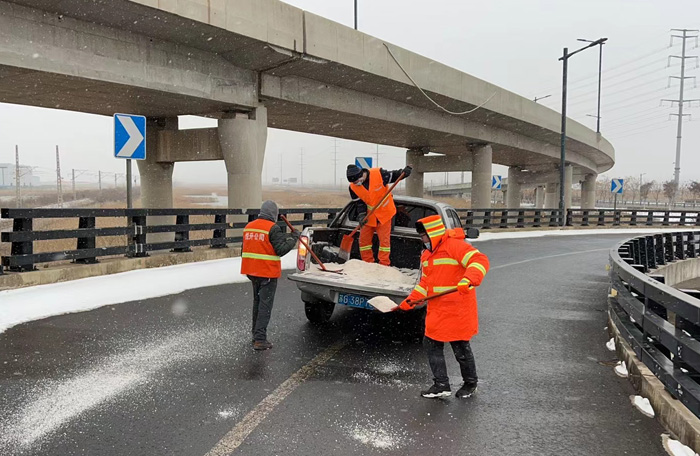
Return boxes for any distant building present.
[0,163,39,188]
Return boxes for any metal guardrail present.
[0,207,338,273]
[609,231,700,417]
[2,207,700,273]
[459,208,700,230]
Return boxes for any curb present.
[608,310,700,452]
[0,247,242,291]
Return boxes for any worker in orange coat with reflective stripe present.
[398,214,489,399]
[241,200,298,351]
[346,164,411,266]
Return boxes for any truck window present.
[447,209,462,229]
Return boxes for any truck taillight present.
[297,236,308,271]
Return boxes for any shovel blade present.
[339,234,354,261]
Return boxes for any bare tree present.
[651,181,662,204]
[663,180,678,202]
[640,182,653,203]
[596,176,611,204]
[689,181,700,201]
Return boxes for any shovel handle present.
[347,171,406,238]
[406,287,458,305]
[280,215,329,271]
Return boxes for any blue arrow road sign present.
[491,175,502,190]
[355,157,372,169]
[114,114,146,160]
[611,178,624,194]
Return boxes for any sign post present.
[114,114,146,209]
[611,178,624,211]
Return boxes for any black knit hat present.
[346,164,363,182]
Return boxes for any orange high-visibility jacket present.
[240,218,282,278]
[400,215,489,342]
[349,168,396,227]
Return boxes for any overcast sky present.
[0,0,698,189]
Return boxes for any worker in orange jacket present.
[240,200,298,351]
[346,164,412,266]
[398,214,489,399]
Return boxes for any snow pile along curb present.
[0,251,297,334]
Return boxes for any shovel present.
[338,171,406,262]
[368,287,457,313]
[280,215,343,274]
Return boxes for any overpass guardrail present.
[0,207,338,273]
[2,207,699,273]
[609,231,700,418]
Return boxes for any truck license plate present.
[337,292,371,310]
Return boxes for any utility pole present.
[72,169,76,200]
[300,147,304,186]
[114,173,118,188]
[56,146,63,207]
[98,170,102,193]
[15,145,20,208]
[333,139,339,187]
[663,29,699,195]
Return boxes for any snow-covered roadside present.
[0,251,297,334]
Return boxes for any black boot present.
[455,382,477,399]
[420,382,451,398]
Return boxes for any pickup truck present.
[288,196,478,323]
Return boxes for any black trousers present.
[248,275,278,342]
[424,336,478,386]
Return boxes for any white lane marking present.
[205,340,348,456]
[490,248,609,271]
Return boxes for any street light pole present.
[639,173,646,205]
[578,38,605,133]
[354,0,357,30]
[559,37,608,226]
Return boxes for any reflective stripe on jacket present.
[349,168,396,227]
[404,215,489,342]
[240,218,281,278]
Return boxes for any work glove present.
[397,299,414,311]
[402,165,413,178]
[357,212,367,227]
[457,278,472,295]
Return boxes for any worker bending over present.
[345,164,411,266]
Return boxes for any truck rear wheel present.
[304,299,335,324]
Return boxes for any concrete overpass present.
[0,0,613,212]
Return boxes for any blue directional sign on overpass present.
[114,113,146,160]
[492,175,502,190]
[355,157,372,169]
[611,179,624,194]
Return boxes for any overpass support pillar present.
[564,165,573,209]
[506,167,521,208]
[535,186,545,208]
[219,106,268,210]
[581,173,597,209]
[405,149,425,197]
[137,118,176,245]
[544,182,559,209]
[471,144,492,208]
